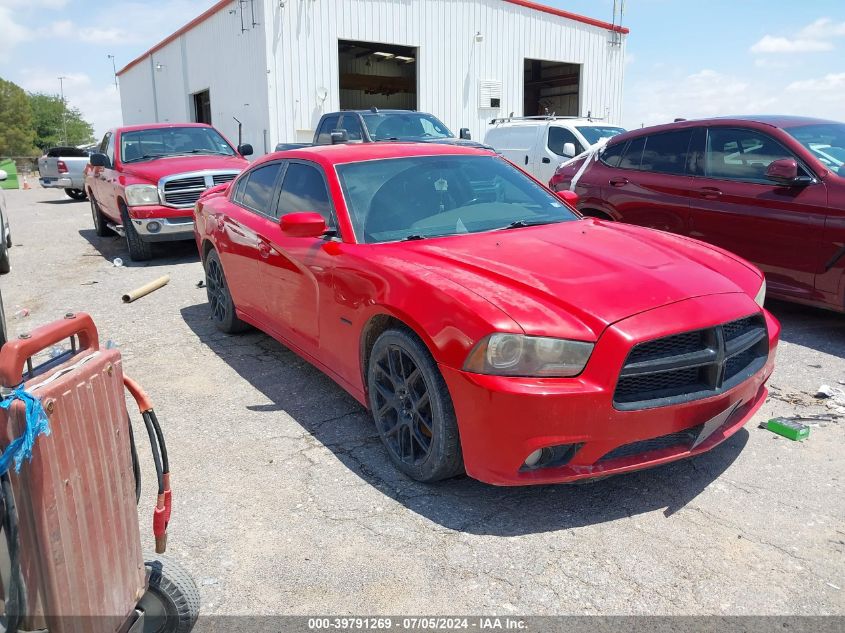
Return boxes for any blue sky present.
[2,0,844,138]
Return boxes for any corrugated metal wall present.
[120,0,625,152]
[120,0,271,154]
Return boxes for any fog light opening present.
[146,221,162,233]
[520,443,584,472]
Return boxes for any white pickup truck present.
[37,146,91,200]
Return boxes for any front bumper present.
[126,205,194,242]
[442,293,780,486]
[39,177,75,188]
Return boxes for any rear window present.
[239,163,282,214]
[600,141,626,167]
[619,136,646,170]
[639,130,692,175]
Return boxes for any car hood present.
[120,155,249,183]
[395,219,762,340]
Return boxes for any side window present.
[340,115,364,141]
[106,133,116,164]
[315,115,340,145]
[276,163,334,225]
[639,130,692,175]
[705,127,798,183]
[240,163,282,214]
[600,141,626,167]
[619,136,646,170]
[547,127,583,157]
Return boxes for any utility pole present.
[107,54,118,90]
[57,76,68,145]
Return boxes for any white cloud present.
[751,17,845,54]
[624,68,845,130]
[0,7,31,56]
[750,35,832,54]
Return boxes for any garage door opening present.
[523,59,580,117]
[338,40,417,110]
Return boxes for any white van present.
[484,116,626,185]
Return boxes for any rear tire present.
[91,196,112,237]
[64,188,87,201]
[204,249,248,333]
[121,203,153,261]
[367,328,464,482]
[0,247,9,275]
[138,554,200,633]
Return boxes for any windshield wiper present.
[402,234,426,241]
[123,154,167,163]
[497,219,558,230]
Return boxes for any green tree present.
[0,77,35,156]
[29,93,95,150]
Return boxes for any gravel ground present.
[2,187,843,616]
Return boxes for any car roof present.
[608,115,841,145]
[260,142,497,167]
[491,118,604,128]
[116,122,215,133]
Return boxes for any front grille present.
[598,425,704,462]
[614,313,768,410]
[161,171,240,208]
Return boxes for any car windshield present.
[784,123,845,176]
[576,126,627,146]
[362,113,454,141]
[120,127,235,163]
[336,155,579,244]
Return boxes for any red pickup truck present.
[85,123,252,260]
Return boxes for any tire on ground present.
[120,202,153,261]
[204,249,248,333]
[139,553,200,633]
[367,327,464,482]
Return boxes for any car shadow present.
[766,299,845,358]
[38,198,85,205]
[78,229,199,266]
[180,302,749,536]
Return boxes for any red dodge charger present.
[194,143,779,486]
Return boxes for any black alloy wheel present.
[368,329,463,482]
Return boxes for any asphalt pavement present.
[1,186,843,615]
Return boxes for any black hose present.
[141,411,164,496]
[148,410,169,474]
[127,414,141,505]
[0,473,23,633]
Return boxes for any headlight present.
[754,278,766,308]
[464,333,594,377]
[125,184,159,206]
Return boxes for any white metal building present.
[117,0,628,154]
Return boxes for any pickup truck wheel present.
[120,203,153,261]
[367,329,464,482]
[204,249,247,333]
[90,197,112,237]
[0,246,9,275]
[64,188,87,201]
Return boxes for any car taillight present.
[57,160,68,173]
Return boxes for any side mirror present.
[238,143,254,157]
[89,152,110,168]
[0,170,6,182]
[330,129,349,145]
[562,142,576,158]
[280,212,327,238]
[765,158,810,186]
[556,190,579,207]
[459,128,472,140]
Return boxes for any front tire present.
[138,554,200,633]
[204,249,247,333]
[64,188,87,201]
[367,329,464,482]
[120,203,153,261]
[0,246,9,275]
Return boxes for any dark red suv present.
[550,116,845,313]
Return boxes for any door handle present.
[698,187,723,199]
[609,178,629,187]
[258,243,271,259]
[542,157,551,164]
